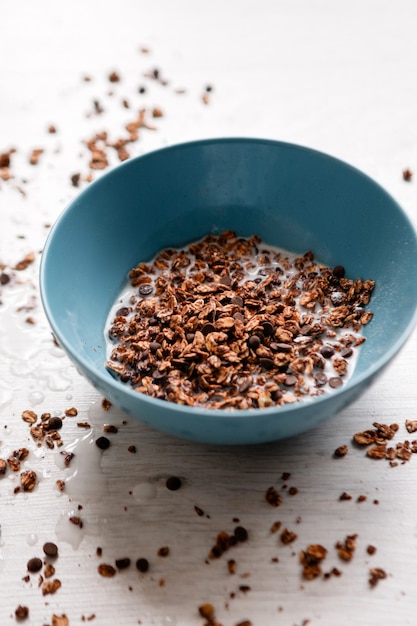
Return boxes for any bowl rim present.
[39,136,417,419]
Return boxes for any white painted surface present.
[1,1,417,624]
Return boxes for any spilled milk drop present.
[55,429,108,502]
[26,533,38,546]
[28,390,44,405]
[54,428,109,549]
[0,379,12,410]
[55,509,86,550]
[0,281,77,392]
[131,481,157,504]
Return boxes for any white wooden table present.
[1,1,417,624]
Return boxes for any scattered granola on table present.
[51,615,69,626]
[14,605,29,620]
[208,526,249,559]
[405,419,417,433]
[265,485,282,507]
[333,444,348,458]
[280,528,298,544]
[106,231,375,409]
[352,421,417,466]
[368,567,387,587]
[402,168,413,181]
[300,544,328,580]
[98,563,116,577]
[336,534,358,561]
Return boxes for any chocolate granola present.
[106,231,374,410]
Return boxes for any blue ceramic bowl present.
[40,138,417,444]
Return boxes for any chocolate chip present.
[115,557,131,569]
[284,374,298,386]
[138,284,153,296]
[262,321,274,336]
[332,265,346,278]
[220,275,231,286]
[27,557,43,572]
[186,332,195,343]
[116,307,130,317]
[202,322,215,335]
[231,296,243,307]
[320,345,335,359]
[259,357,274,370]
[329,377,343,388]
[166,476,182,491]
[270,342,291,353]
[136,557,149,572]
[248,335,261,350]
[270,389,283,401]
[152,369,166,382]
[149,341,161,354]
[234,526,248,542]
[43,542,58,558]
[314,372,328,387]
[341,347,353,358]
[95,436,111,450]
[46,417,63,431]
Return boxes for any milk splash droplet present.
[56,429,107,502]
[0,384,12,409]
[0,282,76,391]
[26,533,38,546]
[55,509,86,550]
[131,481,157,504]
[28,390,44,405]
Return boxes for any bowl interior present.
[40,138,417,431]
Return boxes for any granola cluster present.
[106,231,375,409]
[353,421,417,466]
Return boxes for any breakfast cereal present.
[106,231,374,410]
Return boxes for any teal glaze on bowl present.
[40,138,417,444]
